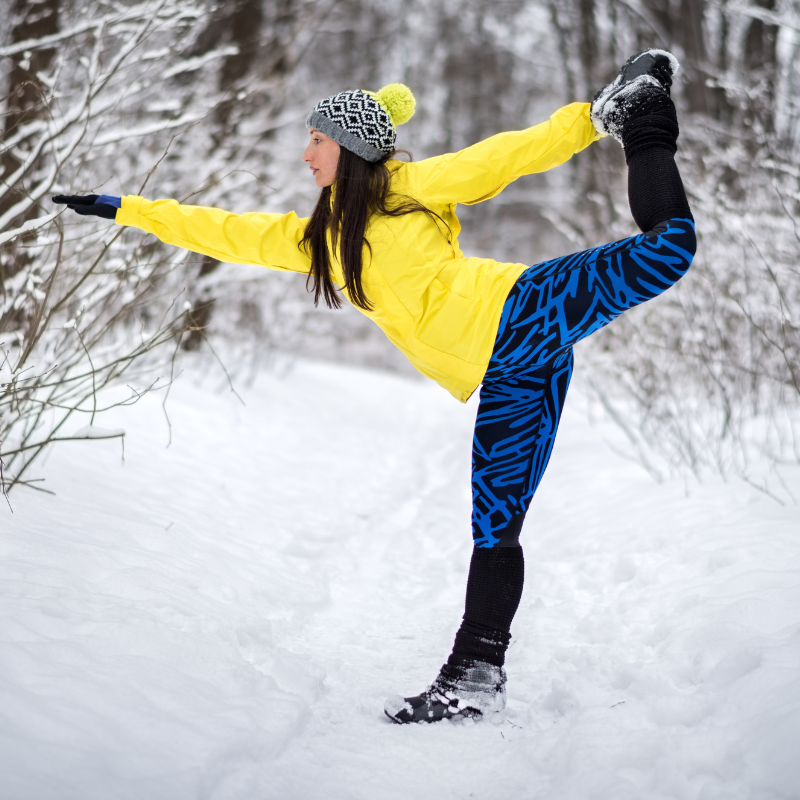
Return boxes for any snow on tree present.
[2,0,798,497]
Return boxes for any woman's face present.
[303,128,340,187]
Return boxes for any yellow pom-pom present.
[370,83,416,126]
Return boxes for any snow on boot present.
[591,49,680,143]
[384,662,506,724]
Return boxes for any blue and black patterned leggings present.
[471,217,696,548]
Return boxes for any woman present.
[54,49,695,724]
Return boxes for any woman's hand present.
[52,194,121,220]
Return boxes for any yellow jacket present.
[116,102,600,402]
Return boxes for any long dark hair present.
[300,146,449,311]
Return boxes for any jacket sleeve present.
[116,196,311,274]
[407,102,602,206]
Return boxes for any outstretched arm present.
[53,194,311,274]
[406,102,602,207]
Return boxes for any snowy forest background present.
[1,0,799,497]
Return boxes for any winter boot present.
[591,49,680,143]
[384,661,506,724]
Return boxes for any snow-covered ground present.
[2,359,799,800]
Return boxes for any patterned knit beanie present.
[306,83,416,163]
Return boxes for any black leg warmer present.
[623,91,693,233]
[445,546,525,673]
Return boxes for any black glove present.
[52,194,120,220]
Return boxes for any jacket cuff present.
[116,195,146,227]
[582,101,606,140]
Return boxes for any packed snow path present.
[2,361,799,800]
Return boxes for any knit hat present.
[305,83,416,162]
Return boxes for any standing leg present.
[442,351,574,685]
[471,351,574,549]
[384,356,574,725]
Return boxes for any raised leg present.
[486,218,695,377]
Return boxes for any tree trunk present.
[182,0,266,351]
[1,0,60,301]
[742,0,778,132]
